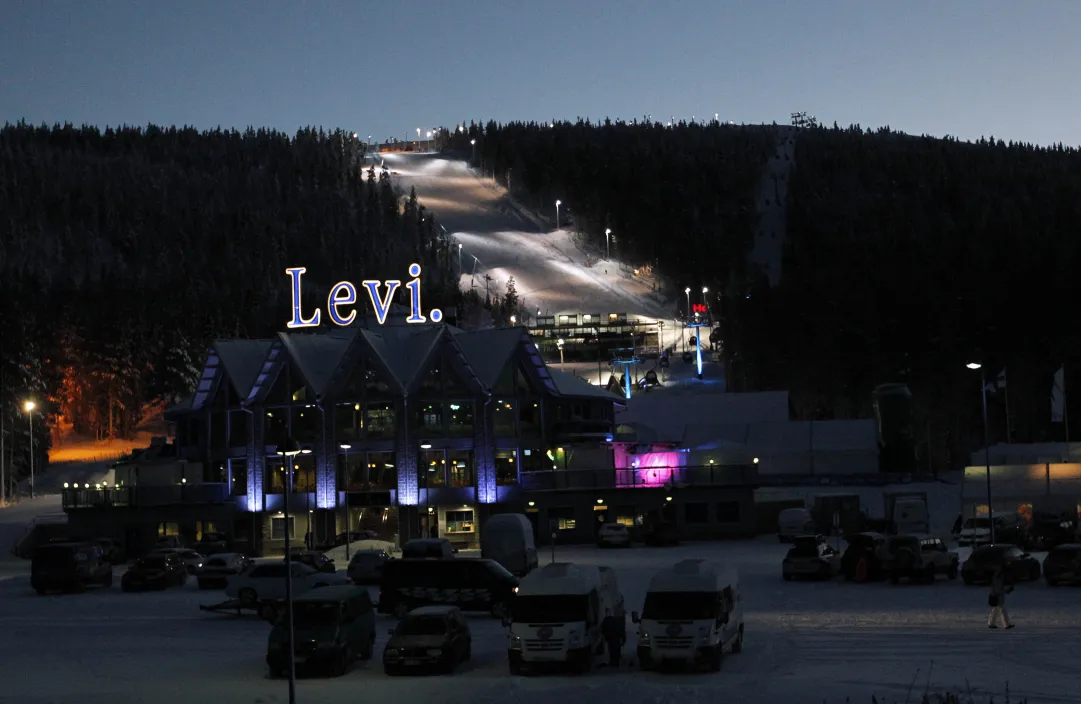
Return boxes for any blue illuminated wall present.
[245,410,265,512]
[474,401,497,504]
[315,408,337,509]
[396,402,419,505]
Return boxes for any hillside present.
[445,120,1081,468]
[0,123,458,483]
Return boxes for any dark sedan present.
[1043,544,1081,586]
[383,606,471,675]
[961,544,1041,585]
[122,553,188,591]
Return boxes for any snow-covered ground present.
[1,537,1078,704]
[381,153,678,331]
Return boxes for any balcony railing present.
[518,465,757,492]
[61,483,231,509]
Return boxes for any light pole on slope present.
[555,200,561,230]
[557,339,565,369]
[24,401,36,499]
[458,243,463,281]
[605,228,611,260]
[471,139,476,163]
[966,362,996,544]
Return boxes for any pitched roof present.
[359,325,446,394]
[278,330,355,399]
[449,327,524,389]
[214,339,275,399]
[547,367,627,403]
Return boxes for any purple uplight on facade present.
[613,445,684,487]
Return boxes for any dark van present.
[378,558,518,618]
[31,542,114,594]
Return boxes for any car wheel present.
[239,588,258,606]
[732,625,744,653]
[709,646,723,672]
[102,572,113,588]
[509,660,524,676]
[947,564,958,580]
[360,634,375,660]
[333,646,352,677]
[463,641,472,661]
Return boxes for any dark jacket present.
[990,571,1008,600]
[601,615,622,641]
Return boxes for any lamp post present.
[470,139,476,163]
[24,401,36,499]
[593,328,603,386]
[967,362,996,544]
[605,228,611,260]
[457,243,463,280]
[684,287,691,354]
[555,200,561,230]
[275,438,308,704]
[557,339,565,369]
[510,315,517,326]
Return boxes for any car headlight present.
[508,633,522,650]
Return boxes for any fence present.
[517,465,757,492]
[61,483,230,509]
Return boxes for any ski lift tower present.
[686,302,711,380]
[610,346,640,401]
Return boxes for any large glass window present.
[339,453,366,491]
[271,516,295,540]
[520,447,548,473]
[493,398,517,436]
[445,509,475,534]
[548,506,576,530]
[335,403,361,443]
[417,401,444,436]
[230,459,248,497]
[211,412,227,451]
[290,406,320,443]
[420,449,446,488]
[265,408,288,447]
[228,410,249,447]
[447,450,474,488]
[292,455,316,492]
[204,461,227,483]
[447,400,474,437]
[365,402,395,439]
[265,457,286,494]
[495,449,518,485]
[368,452,396,489]
[519,399,541,435]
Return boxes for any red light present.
[692,304,707,314]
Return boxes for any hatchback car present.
[153,547,205,574]
[383,606,472,675]
[597,523,631,548]
[1043,544,1081,586]
[347,549,391,585]
[122,552,188,591]
[196,552,251,589]
[782,536,840,580]
[961,544,1041,585]
[267,586,376,677]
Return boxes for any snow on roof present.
[213,339,274,399]
[518,562,600,595]
[449,327,524,389]
[546,367,626,403]
[278,330,355,399]
[647,559,735,593]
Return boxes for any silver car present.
[782,537,840,580]
[153,547,206,574]
[347,549,391,585]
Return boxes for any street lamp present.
[24,401,36,499]
[275,437,308,704]
[605,228,611,259]
[555,200,562,229]
[457,243,463,279]
[556,338,565,369]
[470,139,476,162]
[593,327,603,385]
[967,362,996,543]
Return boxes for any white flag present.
[1051,365,1066,422]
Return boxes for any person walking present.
[987,567,1014,629]
[601,610,623,667]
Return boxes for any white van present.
[632,559,743,671]
[506,562,622,674]
[481,514,538,576]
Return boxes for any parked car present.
[196,552,251,589]
[840,532,889,582]
[958,514,1027,547]
[1026,511,1078,551]
[192,531,229,556]
[961,544,1041,585]
[284,550,336,574]
[226,560,349,605]
[266,586,376,677]
[402,538,457,559]
[93,538,125,565]
[153,548,205,574]
[1042,544,1081,586]
[31,542,113,594]
[782,536,840,580]
[122,552,188,591]
[885,535,959,584]
[378,558,519,618]
[383,606,472,675]
[596,523,632,548]
[347,549,391,585]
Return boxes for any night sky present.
[2,0,1078,145]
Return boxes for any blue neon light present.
[695,334,703,377]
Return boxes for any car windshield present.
[788,544,819,558]
[293,602,342,626]
[641,592,718,620]
[136,556,167,569]
[511,594,589,623]
[34,546,75,565]
[964,518,991,529]
[397,616,447,636]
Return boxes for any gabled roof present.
[359,325,446,394]
[449,327,524,389]
[278,330,355,399]
[547,367,626,403]
[214,339,275,400]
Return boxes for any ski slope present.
[1,537,1078,704]
[380,153,676,329]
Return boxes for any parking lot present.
[1,538,1079,704]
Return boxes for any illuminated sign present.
[285,264,442,329]
[692,304,708,314]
